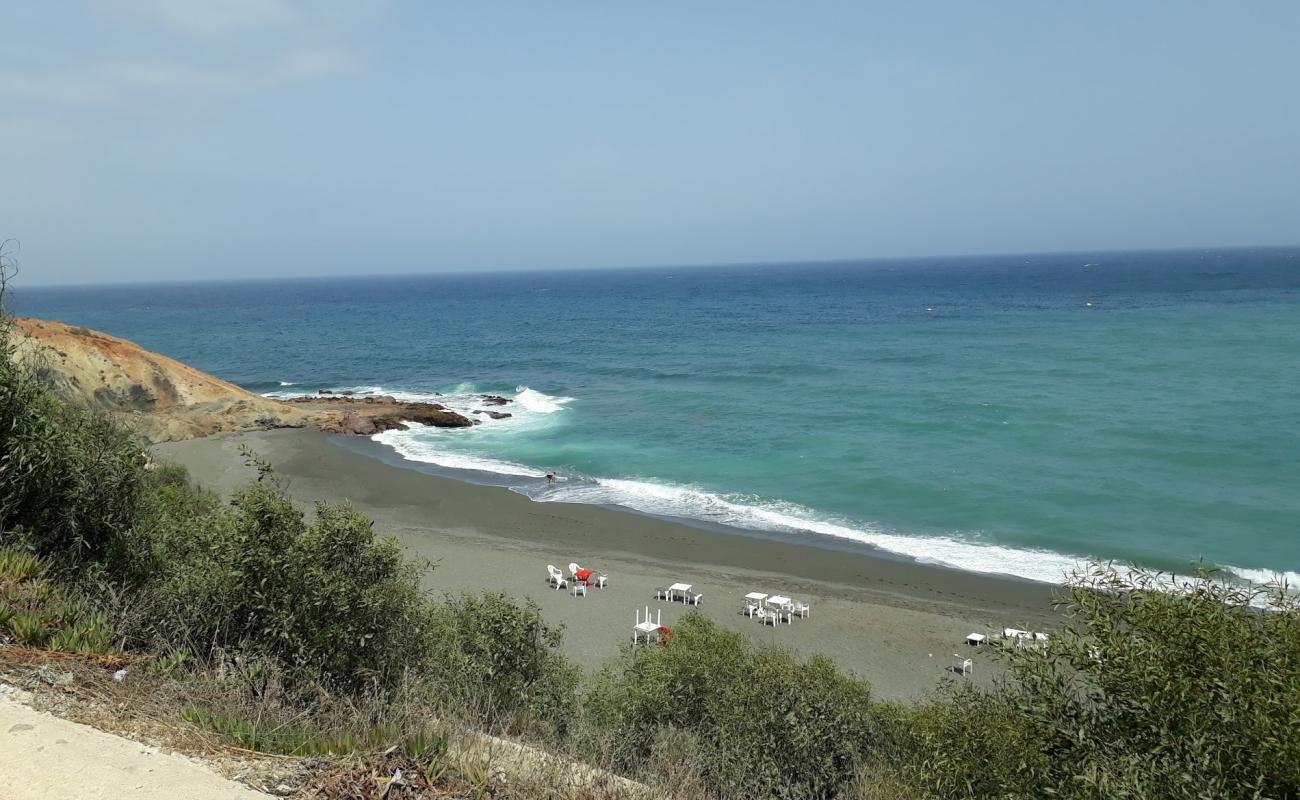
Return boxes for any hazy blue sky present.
[4,1,1299,285]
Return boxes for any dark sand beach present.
[154,428,1060,700]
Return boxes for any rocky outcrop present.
[309,403,478,434]
[9,319,474,442]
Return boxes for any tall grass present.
[181,706,405,756]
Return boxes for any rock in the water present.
[333,411,378,435]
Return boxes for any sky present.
[3,1,1299,286]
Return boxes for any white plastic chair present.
[743,600,759,617]
[571,580,587,598]
[547,565,567,590]
[568,562,581,579]
[1003,627,1029,648]
[952,655,972,676]
[792,601,810,618]
[686,591,703,606]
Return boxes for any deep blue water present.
[12,248,1300,584]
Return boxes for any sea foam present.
[1222,565,1300,590]
[527,476,1084,584]
[515,386,574,414]
[371,427,545,477]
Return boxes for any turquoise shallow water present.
[14,248,1300,584]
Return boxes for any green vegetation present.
[3,254,1299,799]
[583,614,874,798]
[882,566,1300,799]
[0,546,115,653]
[181,706,404,756]
[0,353,146,569]
[424,591,579,736]
[125,466,433,692]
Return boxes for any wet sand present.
[152,428,1061,701]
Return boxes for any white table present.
[966,633,987,646]
[633,620,661,644]
[768,595,792,610]
[668,582,693,603]
[744,592,768,603]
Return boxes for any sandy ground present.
[0,692,271,800]
[153,429,1061,701]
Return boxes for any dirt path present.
[0,694,271,800]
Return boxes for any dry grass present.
[0,647,658,800]
[1,647,327,793]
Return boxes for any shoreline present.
[332,433,1058,584]
[153,428,1061,701]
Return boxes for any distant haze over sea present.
[14,248,1300,585]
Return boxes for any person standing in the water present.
[546,471,556,484]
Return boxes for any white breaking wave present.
[371,426,545,477]
[1222,565,1300,589]
[359,384,574,477]
[260,383,571,423]
[533,476,1084,584]
[514,386,574,414]
[278,381,295,386]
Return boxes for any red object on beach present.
[575,569,594,583]
[656,626,673,646]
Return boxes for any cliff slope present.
[10,318,474,442]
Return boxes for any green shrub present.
[424,591,579,738]
[125,477,434,693]
[0,347,146,568]
[876,687,1048,799]
[895,565,1300,799]
[582,613,874,799]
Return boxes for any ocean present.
[12,248,1300,586]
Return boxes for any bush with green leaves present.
[1,259,145,570]
[582,613,874,799]
[125,473,434,693]
[892,565,1300,799]
[0,336,146,569]
[424,591,579,738]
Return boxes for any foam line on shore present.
[264,384,1296,596]
[517,475,1083,585]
